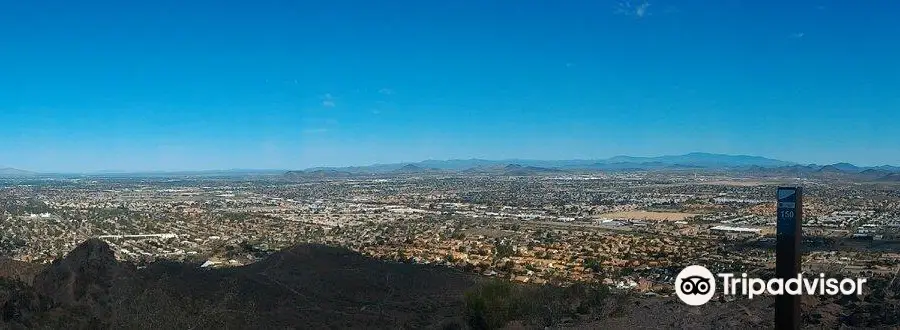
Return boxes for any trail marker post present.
[775,186,802,330]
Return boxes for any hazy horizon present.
[2,1,899,172]
[5,150,900,173]
[5,151,900,174]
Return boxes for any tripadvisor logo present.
[674,265,867,306]
[675,265,716,306]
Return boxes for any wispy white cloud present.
[616,0,651,18]
[790,32,805,39]
[322,93,335,107]
[636,2,650,17]
[565,62,575,68]
[378,88,394,95]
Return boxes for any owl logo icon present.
[675,265,716,305]
[680,275,712,295]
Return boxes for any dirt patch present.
[598,211,697,221]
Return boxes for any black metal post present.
[775,187,802,330]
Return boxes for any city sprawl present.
[2,172,900,297]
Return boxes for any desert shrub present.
[464,280,613,329]
[464,280,514,329]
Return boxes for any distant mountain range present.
[601,153,794,168]
[296,153,795,174]
[0,168,36,177]
[286,152,900,182]
[5,153,900,181]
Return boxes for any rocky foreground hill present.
[1,239,898,329]
[1,239,479,329]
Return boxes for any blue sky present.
[1,0,898,172]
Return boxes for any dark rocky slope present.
[2,239,899,329]
[4,239,475,329]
